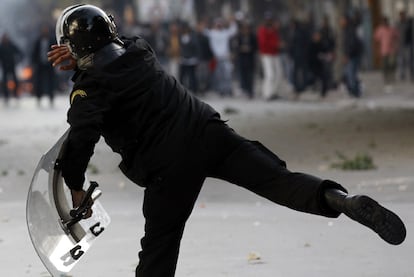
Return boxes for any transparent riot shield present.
[26,129,110,276]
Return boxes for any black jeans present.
[292,61,309,94]
[239,55,255,98]
[33,64,55,101]
[136,120,345,276]
[179,64,198,94]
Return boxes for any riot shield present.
[26,129,110,276]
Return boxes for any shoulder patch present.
[70,89,87,104]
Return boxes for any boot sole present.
[347,196,406,245]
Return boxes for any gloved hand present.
[71,189,93,219]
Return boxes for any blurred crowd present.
[122,11,362,100]
[0,24,67,107]
[1,7,414,107]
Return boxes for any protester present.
[309,31,330,98]
[144,21,169,68]
[48,5,406,276]
[289,19,312,98]
[179,22,199,94]
[166,22,181,78]
[340,14,363,98]
[279,19,295,88]
[31,25,57,107]
[319,16,336,91]
[307,17,336,99]
[121,4,142,38]
[205,17,237,97]
[194,20,214,94]
[257,12,282,100]
[374,16,399,90]
[396,10,414,81]
[0,33,23,105]
[233,22,257,98]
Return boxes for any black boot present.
[324,189,406,245]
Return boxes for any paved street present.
[0,72,413,276]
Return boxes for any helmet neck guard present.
[77,41,125,70]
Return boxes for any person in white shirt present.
[205,18,237,96]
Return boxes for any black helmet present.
[56,4,118,59]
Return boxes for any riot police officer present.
[48,5,406,277]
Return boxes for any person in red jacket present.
[257,12,283,100]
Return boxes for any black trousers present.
[136,120,346,276]
[179,64,198,94]
[2,68,19,101]
[239,55,255,98]
[33,64,55,102]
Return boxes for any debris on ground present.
[223,106,239,115]
[331,152,376,170]
[247,251,261,263]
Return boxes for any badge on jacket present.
[70,89,87,104]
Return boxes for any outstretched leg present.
[202,121,406,244]
[203,121,345,217]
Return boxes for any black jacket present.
[343,25,363,59]
[62,37,218,190]
[0,40,22,71]
[233,32,257,59]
